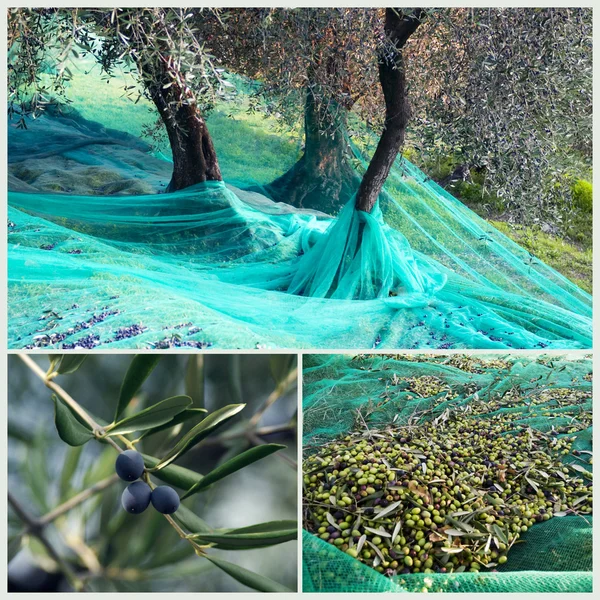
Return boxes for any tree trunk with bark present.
[266,89,359,214]
[355,8,425,213]
[147,79,222,193]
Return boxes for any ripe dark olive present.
[151,485,180,514]
[122,481,151,514]
[115,450,145,481]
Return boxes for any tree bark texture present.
[355,8,425,213]
[148,79,222,193]
[267,89,359,214]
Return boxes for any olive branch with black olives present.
[10,353,297,592]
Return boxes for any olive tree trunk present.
[267,89,359,213]
[355,8,425,213]
[148,80,222,193]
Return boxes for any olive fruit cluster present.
[116,450,180,515]
[303,397,592,578]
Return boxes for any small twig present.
[248,368,298,428]
[8,492,86,592]
[247,431,297,470]
[19,353,207,558]
[18,353,123,453]
[199,423,295,447]
[39,474,119,527]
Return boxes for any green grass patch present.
[61,58,301,186]
[490,220,592,294]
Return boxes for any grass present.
[41,57,593,294]
[62,58,302,186]
[490,220,592,294]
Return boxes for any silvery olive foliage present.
[405,8,592,225]
[7,7,592,225]
[199,8,383,133]
[7,8,233,126]
[8,354,297,592]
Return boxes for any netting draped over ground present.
[302,353,592,593]
[7,109,592,349]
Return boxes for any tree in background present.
[201,8,381,213]
[405,7,592,226]
[8,7,230,192]
[8,7,592,228]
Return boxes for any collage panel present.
[7,354,298,593]
[6,7,592,352]
[3,5,595,599]
[302,353,593,593]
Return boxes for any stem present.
[247,431,297,470]
[39,474,119,527]
[200,423,295,447]
[18,353,123,453]
[18,353,205,558]
[8,492,86,592]
[248,368,298,428]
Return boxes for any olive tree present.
[201,8,381,213]
[8,7,230,192]
[406,7,593,224]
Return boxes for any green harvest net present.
[302,353,593,593]
[7,99,592,350]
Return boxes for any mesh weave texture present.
[7,80,592,349]
[302,354,592,593]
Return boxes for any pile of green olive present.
[303,385,592,577]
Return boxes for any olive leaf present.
[47,355,88,377]
[569,463,593,477]
[138,408,207,440]
[172,504,212,535]
[59,445,84,501]
[181,444,285,499]
[189,520,297,549]
[106,395,192,435]
[152,404,245,470]
[142,454,204,490]
[53,395,94,446]
[205,555,293,593]
[114,355,162,420]
[8,536,22,563]
[373,500,402,520]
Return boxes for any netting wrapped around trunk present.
[7,110,592,349]
[302,353,592,593]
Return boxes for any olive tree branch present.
[39,474,120,528]
[19,353,208,556]
[8,492,86,592]
[248,367,298,428]
[246,431,297,470]
[199,422,295,447]
[18,353,123,453]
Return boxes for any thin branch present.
[200,422,295,447]
[18,353,123,453]
[8,492,86,592]
[247,431,297,470]
[19,353,206,557]
[248,368,298,428]
[39,474,119,527]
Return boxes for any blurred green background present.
[7,353,298,592]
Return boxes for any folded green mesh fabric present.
[7,111,592,349]
[302,353,592,593]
